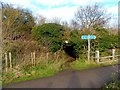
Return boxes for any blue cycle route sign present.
[81,35,96,39]
[81,35,96,63]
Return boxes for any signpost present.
[81,35,96,39]
[81,35,96,63]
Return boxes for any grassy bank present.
[70,58,118,70]
[2,59,66,86]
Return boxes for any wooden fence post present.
[9,52,12,68]
[46,53,49,60]
[23,54,26,65]
[31,52,33,66]
[33,52,36,66]
[112,49,115,60]
[96,50,99,63]
[54,52,56,59]
[56,54,59,60]
[5,52,8,72]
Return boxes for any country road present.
[3,65,120,88]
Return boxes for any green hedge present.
[32,23,65,52]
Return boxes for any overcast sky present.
[1,0,119,27]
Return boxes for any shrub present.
[32,23,65,52]
[94,27,118,51]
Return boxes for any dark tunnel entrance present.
[63,41,79,59]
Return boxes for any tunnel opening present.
[63,41,79,60]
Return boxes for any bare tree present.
[47,17,61,24]
[61,20,71,31]
[72,4,111,30]
[61,20,68,26]
[35,15,46,25]
[2,3,35,40]
[71,20,80,29]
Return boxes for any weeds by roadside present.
[102,73,120,89]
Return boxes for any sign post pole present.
[81,35,96,63]
[88,35,90,63]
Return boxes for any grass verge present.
[2,59,66,86]
[70,59,118,70]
